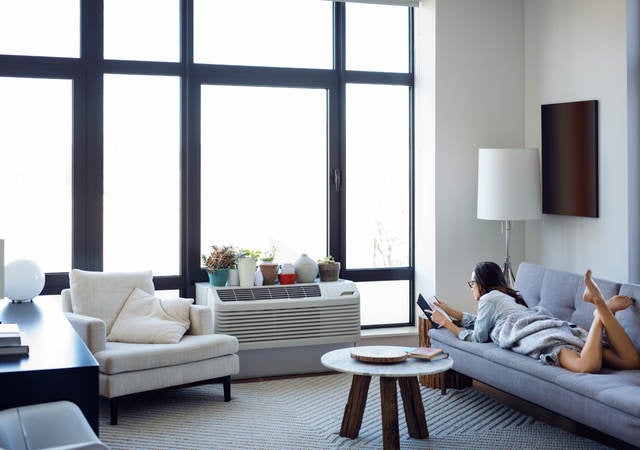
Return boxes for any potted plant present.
[237,248,261,287]
[202,245,237,286]
[259,245,278,285]
[317,255,341,282]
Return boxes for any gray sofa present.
[429,262,640,446]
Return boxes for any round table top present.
[321,346,453,378]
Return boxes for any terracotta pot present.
[259,263,278,285]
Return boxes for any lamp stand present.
[503,220,515,288]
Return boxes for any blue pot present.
[208,268,230,287]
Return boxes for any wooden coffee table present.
[321,346,453,450]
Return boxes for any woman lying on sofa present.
[430,261,640,373]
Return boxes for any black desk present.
[0,298,99,434]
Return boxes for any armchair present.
[61,270,239,425]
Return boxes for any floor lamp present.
[477,148,541,287]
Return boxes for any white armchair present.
[0,401,108,450]
[61,270,239,425]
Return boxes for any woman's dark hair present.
[473,261,528,307]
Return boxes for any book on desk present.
[0,323,29,356]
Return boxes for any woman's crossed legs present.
[558,270,640,373]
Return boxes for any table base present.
[340,374,428,450]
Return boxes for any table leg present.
[398,376,429,439]
[340,374,371,438]
[380,377,400,450]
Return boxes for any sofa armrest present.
[188,305,214,335]
[64,312,106,354]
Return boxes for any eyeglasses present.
[467,280,477,288]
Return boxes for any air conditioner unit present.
[195,280,360,351]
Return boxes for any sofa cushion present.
[95,333,239,375]
[69,269,155,334]
[617,284,640,353]
[107,288,192,344]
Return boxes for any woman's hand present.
[431,309,451,327]
[434,298,463,322]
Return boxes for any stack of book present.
[0,323,29,356]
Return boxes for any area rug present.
[99,373,610,449]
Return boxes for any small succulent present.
[260,245,277,263]
[239,248,262,260]
[318,255,337,264]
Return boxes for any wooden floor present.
[236,372,637,449]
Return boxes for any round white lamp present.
[4,259,45,303]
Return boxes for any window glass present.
[103,74,180,275]
[346,3,408,73]
[201,85,327,265]
[346,84,409,269]
[194,0,332,69]
[357,280,410,326]
[0,77,73,272]
[104,0,180,62]
[0,0,79,58]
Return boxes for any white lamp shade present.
[4,259,45,302]
[477,148,542,221]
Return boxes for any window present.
[200,85,327,263]
[104,0,180,62]
[103,74,181,275]
[194,0,332,68]
[0,0,80,58]
[0,77,73,273]
[0,2,414,327]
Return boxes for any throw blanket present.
[491,307,590,365]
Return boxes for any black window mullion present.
[74,0,104,272]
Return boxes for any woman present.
[430,261,640,373]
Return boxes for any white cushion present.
[69,269,154,334]
[107,288,192,344]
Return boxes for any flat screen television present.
[541,100,598,217]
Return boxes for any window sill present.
[360,326,418,339]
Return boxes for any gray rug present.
[99,373,610,449]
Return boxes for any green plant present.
[317,255,337,264]
[239,248,262,260]
[202,245,237,272]
[260,245,277,263]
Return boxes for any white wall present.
[415,0,526,312]
[524,0,630,281]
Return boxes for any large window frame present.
[0,0,415,328]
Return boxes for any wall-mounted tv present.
[541,100,598,217]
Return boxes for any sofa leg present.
[223,375,231,402]
[110,398,118,425]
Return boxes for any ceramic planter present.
[237,257,257,287]
[318,262,341,282]
[208,268,229,287]
[259,263,278,285]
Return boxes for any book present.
[0,323,20,335]
[425,296,452,322]
[0,343,29,356]
[405,347,449,361]
[0,323,21,346]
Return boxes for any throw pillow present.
[69,269,155,334]
[107,288,193,344]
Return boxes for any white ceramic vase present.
[227,268,240,286]
[294,253,318,283]
[237,257,256,287]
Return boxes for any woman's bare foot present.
[607,295,635,313]
[583,270,606,306]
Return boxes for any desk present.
[321,346,453,450]
[0,298,99,434]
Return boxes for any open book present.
[417,294,452,327]
[405,347,449,361]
